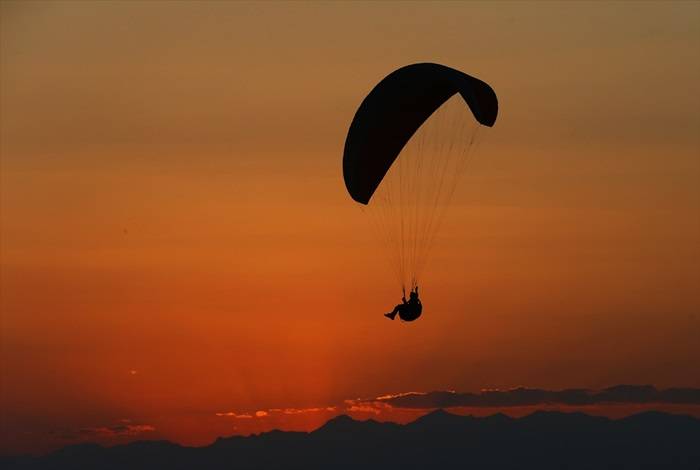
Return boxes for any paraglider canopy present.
[343,63,498,205]
[342,62,498,293]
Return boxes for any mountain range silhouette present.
[3,409,699,469]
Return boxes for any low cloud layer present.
[369,385,700,409]
[215,411,253,419]
[213,385,700,426]
[79,423,156,437]
[51,420,156,441]
[216,406,337,419]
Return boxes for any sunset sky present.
[1,1,699,455]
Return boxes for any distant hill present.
[3,410,699,469]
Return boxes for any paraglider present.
[384,286,422,322]
[342,63,498,322]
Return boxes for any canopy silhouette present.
[343,63,498,205]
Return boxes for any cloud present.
[367,385,700,409]
[220,407,339,418]
[346,404,383,415]
[375,392,427,401]
[343,398,394,415]
[212,385,700,426]
[269,407,334,415]
[279,407,332,415]
[78,423,155,438]
[215,411,253,419]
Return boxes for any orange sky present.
[1,1,699,455]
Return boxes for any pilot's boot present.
[384,311,397,320]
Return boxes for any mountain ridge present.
[3,409,699,469]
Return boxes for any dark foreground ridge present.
[3,410,699,469]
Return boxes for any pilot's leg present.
[384,305,400,320]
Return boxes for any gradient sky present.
[1,1,699,454]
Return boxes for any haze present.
[1,1,699,454]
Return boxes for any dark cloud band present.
[373,385,700,409]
